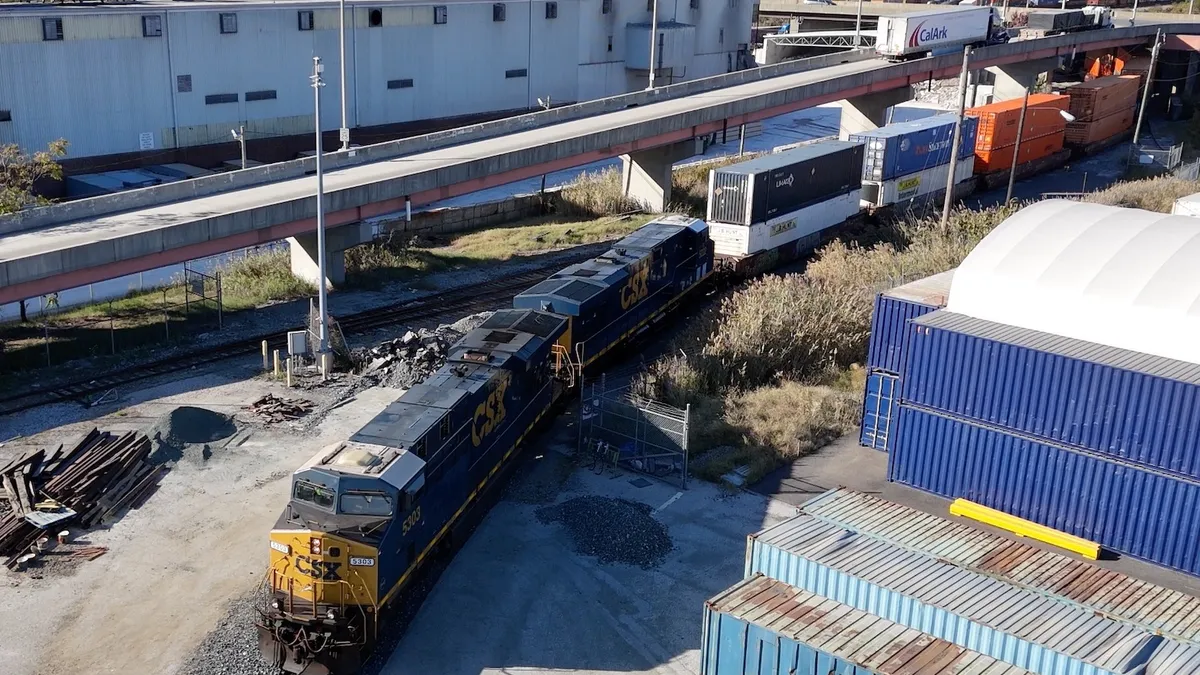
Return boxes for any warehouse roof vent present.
[946,199,1200,365]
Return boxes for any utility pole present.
[231,126,247,169]
[647,0,659,89]
[1133,30,1162,146]
[1006,89,1029,203]
[339,0,350,151]
[538,96,551,207]
[1131,0,1139,25]
[941,46,971,229]
[311,57,331,369]
[854,0,864,48]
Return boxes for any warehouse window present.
[607,35,612,52]
[42,18,63,41]
[0,110,11,123]
[505,68,527,79]
[433,5,447,23]
[245,90,277,102]
[387,78,414,89]
[298,10,314,30]
[219,13,237,34]
[690,0,698,7]
[177,74,192,93]
[205,93,238,105]
[142,15,162,37]
[602,0,612,13]
[493,3,506,21]
[545,1,558,18]
[369,8,383,26]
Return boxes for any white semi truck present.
[876,6,1006,60]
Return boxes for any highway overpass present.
[0,23,1188,304]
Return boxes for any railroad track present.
[0,259,584,418]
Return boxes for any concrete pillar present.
[837,88,911,140]
[987,59,1057,101]
[1186,52,1199,97]
[621,139,698,213]
[287,221,369,289]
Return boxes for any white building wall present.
[0,0,752,160]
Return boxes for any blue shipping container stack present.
[699,491,1200,675]
[850,114,979,182]
[859,269,954,452]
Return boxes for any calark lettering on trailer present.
[908,21,949,48]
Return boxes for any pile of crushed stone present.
[536,496,673,569]
[147,406,237,466]
[354,312,491,389]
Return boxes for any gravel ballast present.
[536,496,674,569]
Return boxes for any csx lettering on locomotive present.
[620,260,650,310]
[295,555,342,581]
[471,371,511,446]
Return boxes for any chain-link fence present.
[579,373,690,488]
[1130,142,1183,173]
[0,267,223,372]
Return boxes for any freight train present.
[256,71,1141,675]
[256,216,713,674]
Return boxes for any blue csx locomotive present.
[258,215,713,674]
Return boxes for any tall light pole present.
[1133,31,1162,146]
[311,57,330,365]
[338,0,350,151]
[647,0,659,89]
[941,46,971,229]
[854,0,864,48]
[231,125,247,169]
[1005,91,1076,203]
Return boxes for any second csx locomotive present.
[257,215,712,674]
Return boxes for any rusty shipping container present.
[1065,108,1135,146]
[974,132,1065,174]
[1063,75,1141,121]
[967,93,1070,151]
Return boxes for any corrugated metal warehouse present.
[858,199,1200,579]
[701,487,1200,675]
[0,0,752,161]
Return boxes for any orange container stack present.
[1060,74,1140,148]
[966,94,1069,175]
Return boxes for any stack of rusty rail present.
[0,428,163,567]
[246,393,315,423]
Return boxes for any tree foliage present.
[0,139,68,215]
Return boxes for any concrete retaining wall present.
[384,192,559,238]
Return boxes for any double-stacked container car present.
[859,199,1200,580]
[849,114,978,209]
[1058,74,1141,148]
[706,140,864,267]
[966,94,1070,175]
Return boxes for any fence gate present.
[579,373,690,488]
[182,265,223,329]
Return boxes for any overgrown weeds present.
[1085,176,1200,214]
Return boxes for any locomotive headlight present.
[309,537,322,555]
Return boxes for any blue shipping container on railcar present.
[512,215,712,366]
[888,404,1200,578]
[850,114,978,182]
[902,311,1200,482]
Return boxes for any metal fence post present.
[217,271,224,330]
[109,300,116,355]
[44,323,50,367]
[163,289,169,340]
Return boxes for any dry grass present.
[1085,176,1200,214]
[640,202,1020,484]
[556,168,644,219]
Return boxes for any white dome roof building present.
[945,199,1200,366]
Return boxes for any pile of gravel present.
[147,406,237,466]
[536,496,673,569]
[177,585,275,675]
[354,312,492,390]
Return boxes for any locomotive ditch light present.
[272,599,282,610]
[309,537,322,555]
[326,608,337,620]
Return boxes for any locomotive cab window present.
[339,491,394,516]
[293,480,335,510]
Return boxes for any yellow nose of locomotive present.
[267,530,378,610]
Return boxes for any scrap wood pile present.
[245,393,315,423]
[0,428,163,568]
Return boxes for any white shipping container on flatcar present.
[861,160,975,209]
[876,7,997,58]
[708,189,861,257]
